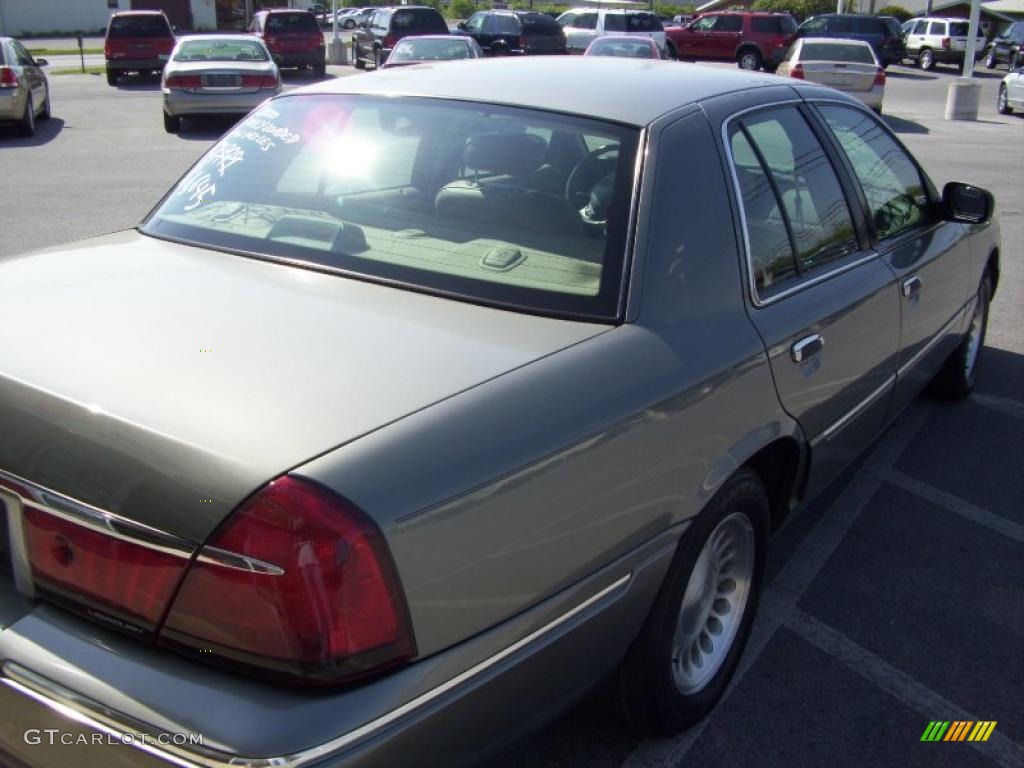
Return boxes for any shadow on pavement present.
[0,117,65,147]
[173,116,241,141]
[882,114,929,134]
[114,72,163,91]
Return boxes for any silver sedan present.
[777,37,886,114]
[161,35,281,133]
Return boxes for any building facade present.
[0,0,218,36]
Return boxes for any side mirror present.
[943,182,994,224]
[457,21,467,30]
[35,58,49,66]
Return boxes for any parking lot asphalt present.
[1,60,1022,768]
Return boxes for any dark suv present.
[249,9,325,75]
[985,21,1024,70]
[352,6,449,69]
[457,10,567,56]
[665,12,797,71]
[795,14,905,68]
[104,11,176,86]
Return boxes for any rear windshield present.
[391,9,447,32]
[142,95,639,321]
[492,15,521,35]
[174,39,268,62]
[801,41,876,63]
[752,16,797,34]
[604,13,663,32]
[883,17,903,36]
[390,38,473,60]
[266,13,319,33]
[108,15,172,39]
[518,12,561,34]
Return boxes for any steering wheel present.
[565,144,619,210]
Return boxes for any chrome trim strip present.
[719,99,881,309]
[619,125,649,321]
[0,489,35,597]
[895,310,964,379]
[197,546,285,576]
[0,469,195,561]
[0,573,633,768]
[819,373,895,443]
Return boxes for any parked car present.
[665,11,797,70]
[777,37,885,113]
[985,20,1024,70]
[997,63,1024,113]
[557,9,666,55]
[248,9,325,76]
[0,56,1000,768]
[584,35,663,58]
[903,16,985,71]
[352,6,449,69]
[323,7,373,30]
[161,35,281,134]
[104,10,176,86]
[457,10,566,56]
[0,37,49,136]
[796,14,905,68]
[381,34,484,67]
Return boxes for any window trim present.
[722,100,873,308]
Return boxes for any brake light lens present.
[942,36,951,49]
[0,67,18,88]
[22,507,190,630]
[164,74,202,89]
[384,34,398,49]
[241,73,279,88]
[519,36,528,49]
[160,476,414,684]
[790,63,804,79]
[874,67,886,86]
[310,33,324,48]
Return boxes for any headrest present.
[464,132,547,176]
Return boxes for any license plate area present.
[201,74,242,87]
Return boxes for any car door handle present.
[902,276,922,298]
[791,333,824,363]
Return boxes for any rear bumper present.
[269,49,324,68]
[0,89,28,122]
[0,532,677,768]
[163,88,280,117]
[849,85,884,110]
[106,57,167,72]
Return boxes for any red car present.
[665,11,797,71]
[104,10,176,86]
[248,9,326,76]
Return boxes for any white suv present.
[904,16,986,71]
[557,8,666,54]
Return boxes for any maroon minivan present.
[104,10,176,86]
[665,11,797,71]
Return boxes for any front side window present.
[143,96,639,320]
[692,15,718,32]
[818,106,930,241]
[912,20,928,34]
[729,107,859,296]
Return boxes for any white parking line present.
[619,404,936,768]
[784,607,1024,768]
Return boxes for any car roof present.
[799,36,872,45]
[295,57,796,127]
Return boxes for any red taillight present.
[310,33,324,48]
[941,36,951,49]
[790,63,804,79]
[165,74,202,89]
[161,476,414,684]
[22,507,190,630]
[519,36,528,49]
[873,67,886,86]
[0,67,18,88]
[383,34,398,49]
[241,73,279,88]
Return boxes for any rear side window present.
[928,21,947,36]
[267,13,319,33]
[818,106,930,241]
[851,17,882,34]
[730,107,859,295]
[716,15,743,32]
[752,17,793,34]
[830,16,852,34]
[108,15,172,38]
[392,9,447,33]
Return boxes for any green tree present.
[450,0,477,20]
[877,4,912,21]
[751,0,836,22]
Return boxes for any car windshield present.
[801,42,876,63]
[109,16,171,38]
[390,38,472,60]
[266,13,319,33]
[605,13,663,32]
[142,95,639,320]
[174,39,268,62]
[589,39,655,57]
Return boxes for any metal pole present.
[332,0,339,42]
[962,0,981,78]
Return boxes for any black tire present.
[106,67,118,86]
[353,41,366,69]
[929,275,991,401]
[40,88,51,120]
[736,47,762,71]
[919,48,935,70]
[617,467,769,736]
[344,19,355,29]
[665,42,678,61]
[985,49,997,69]
[315,57,326,77]
[163,110,180,134]
[373,47,383,69]
[18,94,35,137]
[997,83,1012,114]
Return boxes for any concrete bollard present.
[945,78,981,121]
[329,38,349,66]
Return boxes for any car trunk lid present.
[800,61,878,91]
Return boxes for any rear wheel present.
[617,467,768,735]
[985,49,997,68]
[163,110,180,134]
[353,41,365,69]
[373,47,382,69]
[665,42,678,60]
[344,19,356,29]
[18,94,35,137]
[919,47,935,70]
[929,275,991,400]
[106,67,117,86]
[315,56,326,77]
[40,88,51,120]
[737,47,762,71]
